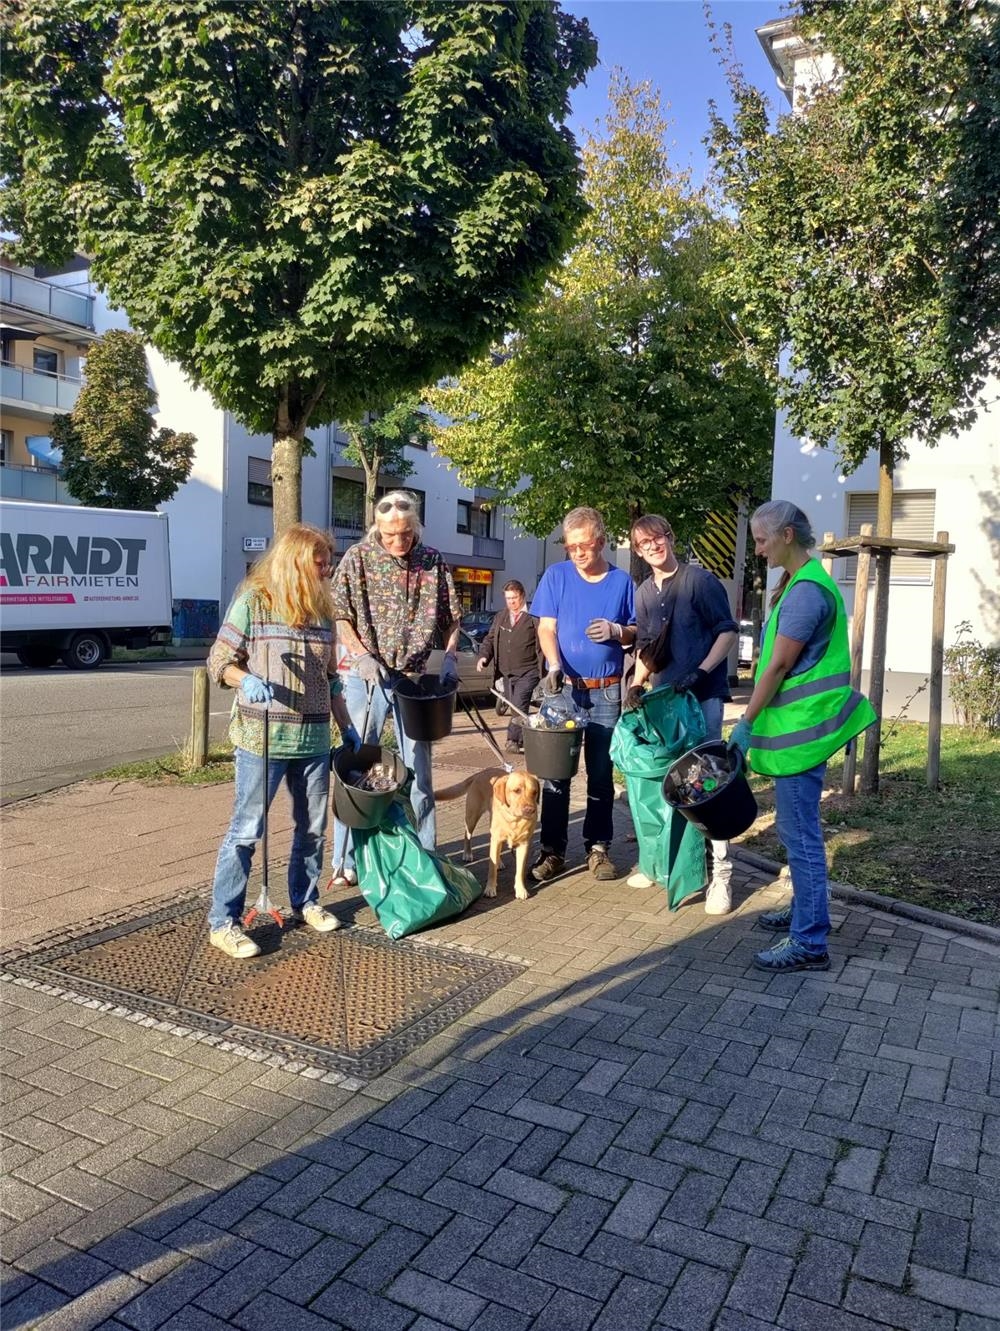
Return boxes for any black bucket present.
[522,724,584,781]
[392,675,457,742]
[662,740,758,840]
[331,743,408,829]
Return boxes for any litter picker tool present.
[244,700,284,930]
[489,686,531,723]
[460,693,513,772]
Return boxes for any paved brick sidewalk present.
[3,730,1000,1330]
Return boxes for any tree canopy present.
[51,330,195,510]
[341,399,430,530]
[707,0,1000,492]
[428,72,774,544]
[2,0,597,532]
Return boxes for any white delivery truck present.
[0,500,173,670]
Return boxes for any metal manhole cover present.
[1,899,523,1079]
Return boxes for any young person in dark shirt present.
[476,580,542,752]
[625,514,738,914]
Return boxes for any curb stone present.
[734,846,1000,947]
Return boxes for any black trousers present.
[504,671,539,744]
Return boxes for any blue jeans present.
[539,682,620,857]
[209,747,328,930]
[774,762,829,954]
[330,672,436,873]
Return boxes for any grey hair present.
[751,500,814,549]
[368,489,423,543]
[563,505,606,541]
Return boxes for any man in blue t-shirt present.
[624,513,738,914]
[529,506,636,883]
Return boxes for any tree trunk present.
[627,500,646,585]
[271,433,303,536]
[361,446,382,530]
[859,438,894,794]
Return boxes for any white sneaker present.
[300,902,341,933]
[627,871,655,889]
[704,879,732,915]
[209,921,261,959]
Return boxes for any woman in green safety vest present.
[729,501,876,973]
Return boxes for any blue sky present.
[564,0,785,183]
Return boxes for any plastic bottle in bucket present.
[662,740,757,840]
[522,694,586,781]
[332,744,408,828]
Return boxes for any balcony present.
[0,463,79,505]
[0,268,95,331]
[1,362,82,417]
[473,534,504,559]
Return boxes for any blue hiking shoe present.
[753,936,830,973]
[758,904,793,932]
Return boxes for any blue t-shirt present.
[531,561,636,679]
[772,579,836,676]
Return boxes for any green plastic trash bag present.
[352,801,483,940]
[610,685,708,909]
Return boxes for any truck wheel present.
[16,647,59,669]
[62,632,108,670]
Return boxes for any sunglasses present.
[376,496,414,514]
[564,540,600,555]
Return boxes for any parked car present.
[460,610,495,642]
[738,619,755,667]
[425,629,491,698]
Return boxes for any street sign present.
[243,536,268,552]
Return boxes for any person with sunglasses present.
[329,490,462,883]
[529,506,637,884]
[624,514,738,914]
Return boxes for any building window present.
[33,347,59,377]
[470,506,492,539]
[0,429,10,466]
[247,456,273,507]
[333,477,365,531]
[843,490,936,583]
[457,500,471,533]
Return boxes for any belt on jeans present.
[567,675,621,689]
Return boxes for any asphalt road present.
[0,657,233,801]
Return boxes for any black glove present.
[542,668,564,695]
[674,668,709,696]
[623,685,646,712]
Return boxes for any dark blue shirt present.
[635,563,737,699]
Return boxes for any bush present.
[944,620,1000,733]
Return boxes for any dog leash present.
[459,693,514,773]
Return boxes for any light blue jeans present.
[774,761,830,954]
[330,672,436,874]
[208,747,328,930]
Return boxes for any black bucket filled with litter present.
[332,744,408,829]
[662,740,757,841]
[393,675,457,742]
[522,725,584,781]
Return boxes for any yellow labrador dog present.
[435,768,541,900]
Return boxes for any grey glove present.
[439,651,459,687]
[674,667,709,695]
[239,674,273,704]
[585,618,622,643]
[353,652,385,685]
[542,668,564,695]
[623,685,646,712]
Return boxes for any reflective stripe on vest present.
[749,560,876,778]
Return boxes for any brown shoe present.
[531,850,566,883]
[588,845,618,880]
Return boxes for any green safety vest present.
[749,560,877,777]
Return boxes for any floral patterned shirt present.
[330,535,461,674]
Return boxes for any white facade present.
[757,18,1000,722]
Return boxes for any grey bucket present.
[331,744,408,829]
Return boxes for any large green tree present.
[708,0,1000,523]
[1,0,597,533]
[51,330,195,510]
[429,73,774,545]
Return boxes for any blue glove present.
[240,674,272,704]
[439,651,460,687]
[341,723,362,752]
[729,716,753,756]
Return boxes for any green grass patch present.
[737,722,1000,926]
[94,743,236,786]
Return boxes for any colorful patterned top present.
[331,535,461,673]
[207,590,340,758]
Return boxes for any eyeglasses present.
[376,496,413,514]
[635,535,671,552]
[565,540,599,555]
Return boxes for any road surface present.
[0,658,232,801]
